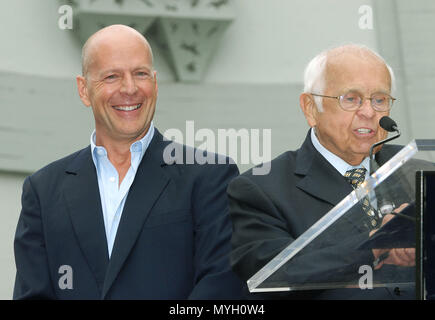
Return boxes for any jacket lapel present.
[295,130,353,206]
[101,130,170,299]
[63,147,109,293]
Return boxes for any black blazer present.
[13,129,244,299]
[228,129,415,299]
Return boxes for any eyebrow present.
[98,69,121,78]
[98,66,153,77]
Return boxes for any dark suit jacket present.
[228,129,415,299]
[13,129,244,299]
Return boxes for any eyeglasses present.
[311,91,396,112]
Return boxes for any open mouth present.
[112,103,142,111]
[355,128,373,134]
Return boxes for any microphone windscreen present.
[379,116,397,132]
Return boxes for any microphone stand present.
[369,128,401,175]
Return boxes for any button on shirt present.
[90,123,155,258]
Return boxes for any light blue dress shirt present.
[90,122,155,258]
[310,127,377,208]
[310,127,371,178]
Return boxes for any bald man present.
[228,44,416,299]
[13,25,243,299]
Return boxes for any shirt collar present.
[90,122,155,171]
[310,127,370,176]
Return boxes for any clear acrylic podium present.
[247,140,435,298]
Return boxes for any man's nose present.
[357,97,376,118]
[120,74,138,95]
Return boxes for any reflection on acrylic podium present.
[247,139,435,300]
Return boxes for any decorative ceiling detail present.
[67,0,235,82]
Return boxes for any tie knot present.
[344,167,367,188]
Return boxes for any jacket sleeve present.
[227,175,375,291]
[187,162,245,299]
[13,176,56,299]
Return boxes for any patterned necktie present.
[344,168,381,231]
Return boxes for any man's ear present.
[153,70,158,96]
[299,93,318,127]
[76,75,91,107]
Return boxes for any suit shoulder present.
[242,150,295,178]
[376,143,404,165]
[163,139,236,168]
[160,139,239,183]
[383,144,403,153]
[231,150,296,189]
[29,147,88,183]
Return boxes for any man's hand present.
[373,247,415,270]
[371,203,415,270]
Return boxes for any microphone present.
[379,116,398,133]
[369,116,401,175]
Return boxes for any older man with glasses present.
[228,44,415,300]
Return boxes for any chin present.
[354,142,371,152]
[351,147,371,159]
[114,128,142,138]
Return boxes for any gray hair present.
[303,44,396,111]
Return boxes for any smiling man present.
[302,46,392,166]
[228,44,415,299]
[13,25,243,299]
